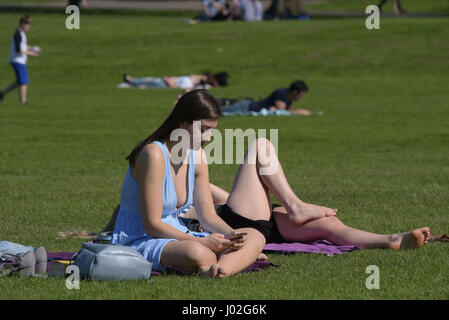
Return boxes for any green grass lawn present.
[0,9,448,300]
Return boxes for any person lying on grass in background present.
[122,71,228,90]
[219,80,313,115]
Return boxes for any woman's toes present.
[217,266,228,279]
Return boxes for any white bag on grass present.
[73,242,152,281]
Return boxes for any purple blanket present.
[2,241,359,276]
[264,240,360,256]
[44,240,359,275]
[45,252,277,275]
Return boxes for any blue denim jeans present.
[131,77,168,88]
[220,99,252,113]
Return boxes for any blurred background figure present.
[237,0,264,21]
[219,80,312,115]
[201,0,231,21]
[0,15,40,105]
[122,71,229,90]
[185,0,237,23]
[378,0,406,14]
[67,0,88,8]
[264,0,309,20]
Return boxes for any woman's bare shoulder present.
[133,143,165,179]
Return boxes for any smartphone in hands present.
[228,232,248,243]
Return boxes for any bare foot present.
[257,253,268,261]
[288,202,337,227]
[390,227,431,250]
[199,264,218,278]
[198,264,228,278]
[217,265,228,278]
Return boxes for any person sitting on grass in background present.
[0,15,40,105]
[264,0,310,20]
[201,0,237,21]
[186,0,240,24]
[122,71,229,90]
[237,0,264,21]
[219,80,312,115]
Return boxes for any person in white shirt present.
[122,71,229,90]
[0,15,40,105]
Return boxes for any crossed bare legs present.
[160,227,265,279]
[214,138,431,251]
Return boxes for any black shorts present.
[216,204,284,244]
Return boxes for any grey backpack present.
[73,242,152,281]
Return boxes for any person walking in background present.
[0,15,40,106]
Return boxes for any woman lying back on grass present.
[112,89,430,278]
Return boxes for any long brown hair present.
[125,89,223,168]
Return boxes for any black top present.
[249,88,292,112]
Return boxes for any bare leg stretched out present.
[210,138,431,250]
[271,206,430,249]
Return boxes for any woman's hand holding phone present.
[225,232,248,250]
[201,233,232,253]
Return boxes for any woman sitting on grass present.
[112,89,430,279]
[112,89,264,279]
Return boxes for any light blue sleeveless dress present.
[111,141,209,271]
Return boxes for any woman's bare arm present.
[290,109,312,115]
[193,149,234,235]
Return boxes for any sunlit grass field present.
[0,7,448,299]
